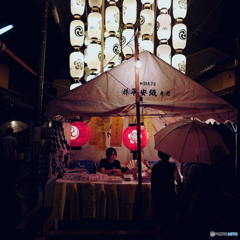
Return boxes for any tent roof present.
[47,51,237,123]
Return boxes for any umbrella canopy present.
[154,119,230,165]
[0,120,29,135]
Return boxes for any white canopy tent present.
[41,51,238,208]
[46,51,237,165]
[47,51,237,123]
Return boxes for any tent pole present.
[235,124,238,176]
[134,29,143,236]
[40,118,50,236]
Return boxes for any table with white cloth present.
[51,177,153,230]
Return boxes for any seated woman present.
[99,147,122,174]
[126,149,151,173]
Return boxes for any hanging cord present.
[188,0,228,40]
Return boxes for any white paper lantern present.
[88,0,102,9]
[88,42,101,71]
[172,53,186,74]
[157,0,171,10]
[71,0,85,18]
[84,66,90,81]
[139,39,154,53]
[122,0,137,26]
[141,0,154,6]
[105,36,120,65]
[156,13,171,41]
[105,6,119,34]
[122,28,135,57]
[156,44,171,65]
[70,82,82,90]
[172,23,187,50]
[84,48,88,64]
[140,9,154,37]
[107,0,118,2]
[69,52,84,79]
[88,12,102,41]
[70,20,84,48]
[84,31,91,46]
[87,73,97,82]
[173,0,187,19]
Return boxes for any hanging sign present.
[144,117,153,139]
[89,117,98,145]
[97,132,107,151]
[110,117,124,147]
[96,116,110,132]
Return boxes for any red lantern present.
[70,122,90,147]
[123,125,148,151]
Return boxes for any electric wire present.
[187,0,228,40]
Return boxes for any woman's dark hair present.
[106,147,117,159]
[158,150,170,161]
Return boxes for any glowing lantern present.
[70,20,84,49]
[105,36,120,66]
[141,0,154,5]
[88,12,102,41]
[105,5,119,34]
[156,13,171,41]
[139,39,153,53]
[123,125,148,151]
[88,0,102,9]
[88,42,101,71]
[157,0,171,10]
[69,52,84,79]
[87,73,97,81]
[140,9,154,37]
[122,28,135,58]
[71,0,85,18]
[173,0,187,20]
[157,44,171,65]
[84,30,91,46]
[70,122,90,147]
[172,22,187,50]
[84,66,90,81]
[172,53,186,74]
[122,0,137,26]
[84,48,89,64]
[70,81,82,90]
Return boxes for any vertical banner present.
[110,117,124,147]
[82,182,96,218]
[144,116,153,139]
[97,132,107,151]
[120,184,136,221]
[52,182,66,220]
[96,116,110,132]
[89,117,97,145]
[97,184,106,220]
[142,184,153,220]
[70,183,79,220]
[108,184,119,221]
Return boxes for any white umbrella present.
[0,120,29,135]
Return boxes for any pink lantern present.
[70,122,90,147]
[123,125,148,151]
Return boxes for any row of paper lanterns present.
[69,0,187,89]
[70,121,148,151]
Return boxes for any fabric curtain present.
[49,121,71,179]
